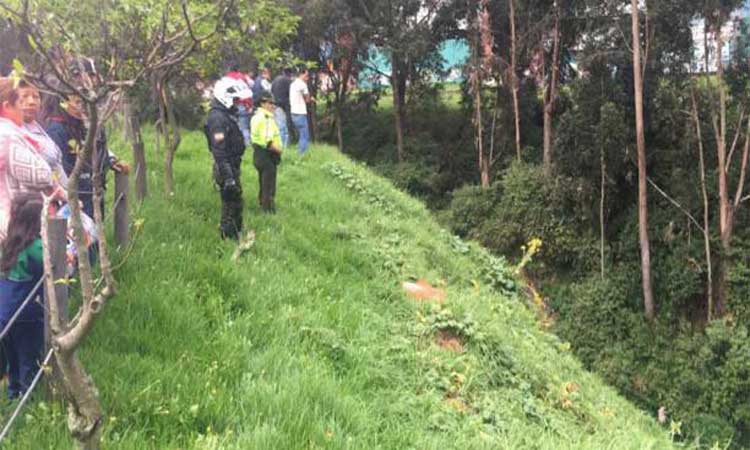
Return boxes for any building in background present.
[691,1,750,72]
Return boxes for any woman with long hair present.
[0,193,45,399]
[0,77,62,241]
[18,82,67,188]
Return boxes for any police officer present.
[251,92,282,213]
[205,76,252,239]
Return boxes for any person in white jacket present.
[0,78,64,241]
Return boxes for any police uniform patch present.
[213,132,225,142]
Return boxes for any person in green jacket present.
[0,193,45,399]
[251,92,283,213]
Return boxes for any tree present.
[539,0,583,176]
[700,0,748,316]
[470,0,498,188]
[509,0,522,161]
[630,0,655,320]
[541,0,561,175]
[350,0,454,162]
[0,1,233,447]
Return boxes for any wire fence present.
[0,348,55,445]
[0,278,50,446]
[0,171,130,446]
[0,278,44,342]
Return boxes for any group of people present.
[205,65,314,240]
[0,60,312,396]
[0,60,126,399]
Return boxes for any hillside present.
[7,131,675,449]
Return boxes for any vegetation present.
[3,0,750,448]
[6,131,674,449]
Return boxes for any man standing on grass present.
[289,66,314,156]
[271,67,293,148]
[253,66,273,103]
[205,76,252,240]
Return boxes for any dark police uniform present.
[204,99,246,239]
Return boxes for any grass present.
[5,129,675,449]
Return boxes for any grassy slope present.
[8,130,674,449]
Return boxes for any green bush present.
[446,162,601,276]
[554,270,750,448]
[446,183,503,238]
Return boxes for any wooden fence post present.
[115,171,130,247]
[44,218,68,347]
[44,218,68,396]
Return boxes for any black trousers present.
[253,145,280,212]
[214,161,243,238]
[2,321,43,399]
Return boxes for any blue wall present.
[359,39,469,87]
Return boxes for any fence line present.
[0,278,43,342]
[0,348,55,445]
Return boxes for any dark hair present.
[41,94,64,124]
[283,67,293,77]
[0,77,31,108]
[1,193,43,274]
[297,65,309,75]
[39,75,65,124]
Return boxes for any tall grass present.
[5,130,675,449]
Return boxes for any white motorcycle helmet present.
[212,76,252,109]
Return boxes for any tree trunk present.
[161,79,181,196]
[334,49,353,152]
[711,25,738,317]
[543,5,561,176]
[631,0,655,320]
[476,0,492,189]
[391,52,406,162]
[51,102,107,450]
[335,108,344,151]
[691,89,713,321]
[509,0,522,161]
[600,139,606,280]
[475,77,489,188]
[57,349,103,449]
[308,72,318,142]
[125,98,147,202]
[152,74,163,155]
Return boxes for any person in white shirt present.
[289,67,314,155]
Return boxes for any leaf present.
[10,59,24,87]
[27,34,38,51]
[54,277,77,285]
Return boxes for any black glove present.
[223,178,241,195]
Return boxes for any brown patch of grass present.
[435,329,465,353]
[402,279,446,304]
[445,396,471,413]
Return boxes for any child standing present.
[0,194,45,399]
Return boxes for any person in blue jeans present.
[0,193,45,399]
[237,103,251,145]
[289,67,315,155]
[271,68,293,148]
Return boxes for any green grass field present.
[5,130,675,449]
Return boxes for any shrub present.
[446,183,502,238]
[485,162,596,272]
